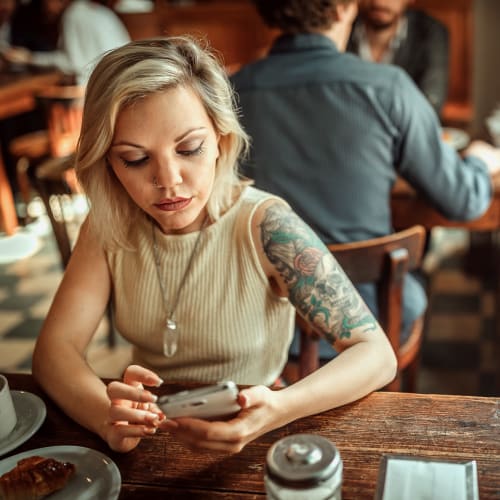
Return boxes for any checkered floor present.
[419,229,499,396]
[0,213,132,378]
[0,217,498,395]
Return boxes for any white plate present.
[0,445,121,499]
[441,127,470,150]
[0,391,46,457]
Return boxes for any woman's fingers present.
[109,403,161,426]
[112,421,158,437]
[158,385,280,453]
[123,364,163,387]
[107,380,158,404]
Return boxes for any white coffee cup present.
[0,374,17,440]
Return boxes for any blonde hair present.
[76,36,250,248]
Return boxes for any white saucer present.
[0,391,46,457]
[441,127,470,151]
[0,446,121,499]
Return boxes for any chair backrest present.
[297,225,426,380]
[36,85,85,158]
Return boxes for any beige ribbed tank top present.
[106,186,295,385]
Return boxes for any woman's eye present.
[178,141,204,157]
[121,156,148,167]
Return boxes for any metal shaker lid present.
[266,434,342,488]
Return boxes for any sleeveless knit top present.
[106,186,295,385]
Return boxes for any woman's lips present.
[155,197,192,211]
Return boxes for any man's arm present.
[393,70,495,222]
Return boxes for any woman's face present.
[108,85,219,235]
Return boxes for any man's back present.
[232,33,490,245]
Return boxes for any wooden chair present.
[11,85,116,347]
[294,225,427,392]
[10,84,85,210]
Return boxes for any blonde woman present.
[33,36,396,454]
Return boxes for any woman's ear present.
[216,133,222,160]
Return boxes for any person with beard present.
[230,0,500,366]
[347,0,449,117]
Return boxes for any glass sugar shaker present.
[264,433,343,500]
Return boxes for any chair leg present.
[32,177,72,269]
[281,360,300,385]
[16,157,33,209]
[298,330,320,379]
[385,372,402,392]
[404,355,420,393]
[0,150,18,235]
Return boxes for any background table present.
[0,67,61,235]
[4,373,500,499]
[391,177,500,231]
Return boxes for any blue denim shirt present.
[231,33,491,356]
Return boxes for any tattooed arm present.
[252,200,397,409]
[255,201,385,347]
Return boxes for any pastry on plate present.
[0,455,75,500]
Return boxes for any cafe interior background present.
[0,0,499,396]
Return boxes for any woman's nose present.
[153,159,183,189]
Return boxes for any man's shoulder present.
[231,50,412,94]
[407,8,448,35]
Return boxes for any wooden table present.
[391,177,500,231]
[0,67,61,235]
[4,373,500,499]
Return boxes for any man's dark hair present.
[253,0,353,33]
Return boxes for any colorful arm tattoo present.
[260,203,377,342]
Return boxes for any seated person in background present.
[0,0,65,201]
[3,0,130,84]
[230,0,500,361]
[347,0,449,117]
[10,0,68,53]
[31,36,397,454]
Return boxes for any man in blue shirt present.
[231,0,500,360]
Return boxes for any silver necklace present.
[151,215,208,357]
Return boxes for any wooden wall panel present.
[118,11,163,40]
[156,1,276,69]
[414,0,474,125]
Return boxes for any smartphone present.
[157,381,241,420]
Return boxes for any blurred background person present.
[347,0,449,117]
[231,0,500,365]
[10,0,68,53]
[3,0,130,84]
[0,0,69,206]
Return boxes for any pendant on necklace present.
[163,318,179,357]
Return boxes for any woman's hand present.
[158,385,286,453]
[104,365,164,453]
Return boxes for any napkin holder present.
[374,455,479,500]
